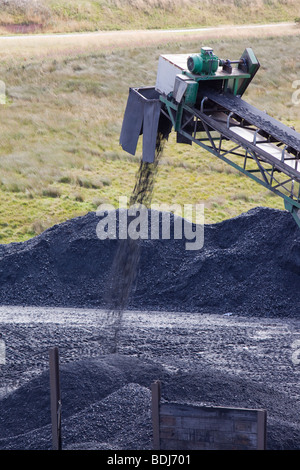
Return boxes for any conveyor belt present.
[229,126,299,172]
[182,103,300,180]
[202,90,300,153]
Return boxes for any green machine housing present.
[120,46,260,164]
[173,46,260,108]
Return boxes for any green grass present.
[0,0,299,34]
[0,34,299,243]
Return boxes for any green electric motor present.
[187,47,219,75]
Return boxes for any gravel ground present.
[0,206,299,450]
[0,307,300,450]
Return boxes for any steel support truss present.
[160,95,300,228]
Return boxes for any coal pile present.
[0,206,299,317]
[1,349,299,450]
[0,355,164,450]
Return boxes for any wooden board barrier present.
[151,380,266,450]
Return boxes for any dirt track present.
[0,22,298,59]
[1,306,300,450]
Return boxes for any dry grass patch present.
[0,0,299,34]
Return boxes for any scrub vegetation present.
[0,0,299,34]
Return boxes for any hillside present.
[0,0,299,34]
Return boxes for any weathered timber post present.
[49,346,62,450]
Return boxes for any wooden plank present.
[160,438,206,451]
[151,380,161,450]
[49,347,62,451]
[160,402,263,418]
[152,382,267,450]
[160,415,176,427]
[257,410,267,450]
[234,419,258,433]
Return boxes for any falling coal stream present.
[105,133,167,350]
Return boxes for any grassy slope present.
[0,33,299,243]
[0,0,299,34]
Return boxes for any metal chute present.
[119,87,172,163]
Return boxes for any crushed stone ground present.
[0,206,299,450]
